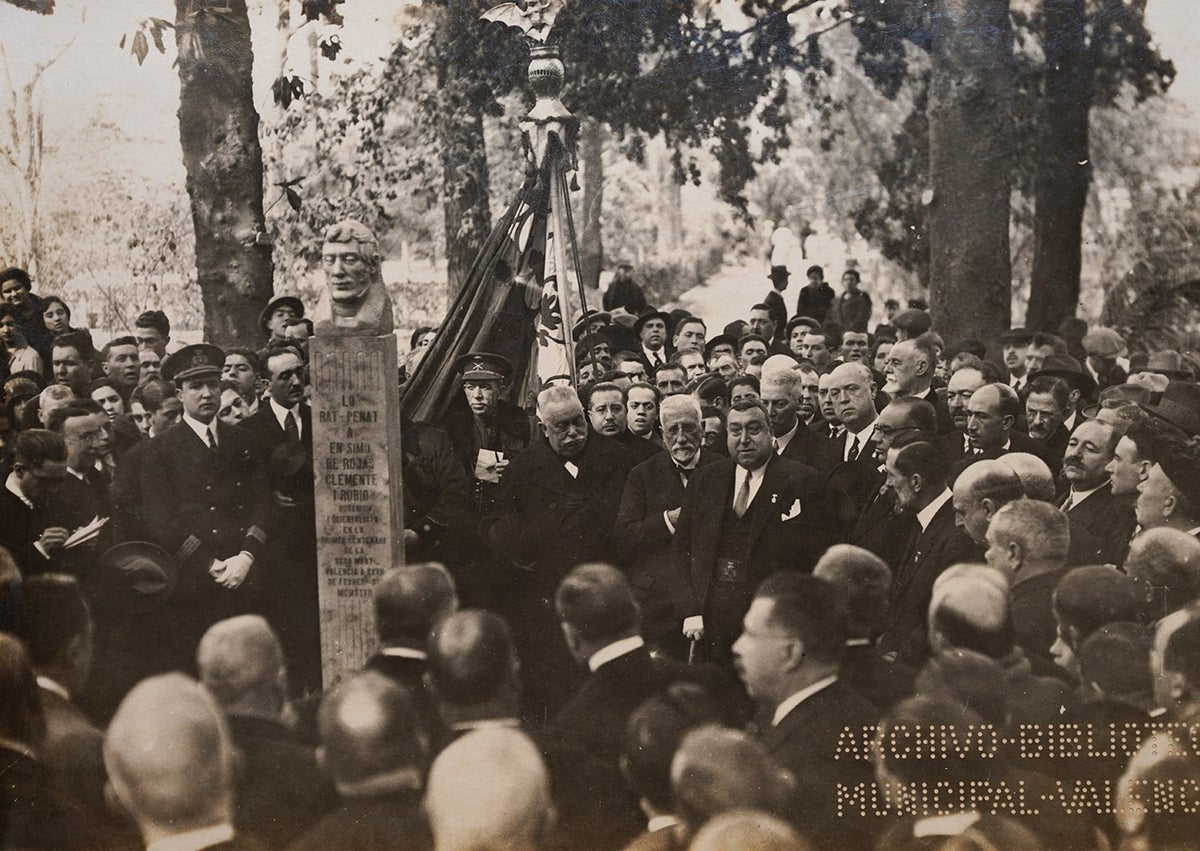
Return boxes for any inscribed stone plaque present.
[310,334,404,685]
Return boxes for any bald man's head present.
[104,674,235,838]
[426,728,554,850]
[317,672,428,795]
[951,459,1025,546]
[1126,529,1200,621]
[373,562,458,647]
[999,452,1057,502]
[196,615,286,718]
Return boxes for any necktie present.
[652,352,663,368]
[284,410,300,442]
[206,427,217,450]
[847,436,860,463]
[676,466,691,486]
[1062,493,1074,512]
[734,472,752,518]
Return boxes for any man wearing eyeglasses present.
[312,219,395,336]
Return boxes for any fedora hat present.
[1145,350,1196,382]
[93,542,177,614]
[1029,354,1097,398]
[1081,383,1152,419]
[1141,381,1200,438]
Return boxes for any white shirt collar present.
[1067,482,1106,505]
[1187,527,1200,537]
[182,412,217,446]
[269,397,301,436]
[36,675,69,701]
[588,635,645,672]
[772,674,838,726]
[844,638,872,647]
[563,460,579,479]
[844,422,875,461]
[774,419,800,454]
[734,462,768,510]
[380,647,426,660]
[449,718,521,732]
[67,466,85,481]
[916,488,953,531]
[146,823,235,851]
[5,472,33,509]
[647,815,680,833]
[1063,410,1078,432]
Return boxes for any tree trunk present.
[654,139,683,255]
[436,0,492,299]
[579,118,605,289]
[1025,0,1092,332]
[927,0,1014,346]
[175,0,274,346]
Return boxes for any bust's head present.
[321,220,381,305]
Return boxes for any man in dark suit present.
[878,440,982,664]
[1059,419,1136,565]
[240,342,321,693]
[586,381,660,465]
[485,385,635,718]
[141,344,273,670]
[761,368,834,472]
[290,673,432,851]
[1026,375,1075,472]
[104,673,264,851]
[673,398,824,663]
[613,395,720,657]
[813,546,914,712]
[733,572,878,850]
[819,363,882,538]
[848,398,935,573]
[949,383,1053,480]
[949,459,1026,549]
[881,337,954,434]
[197,616,336,848]
[16,575,135,847]
[427,609,641,851]
[0,429,70,574]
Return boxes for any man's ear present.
[1000,414,1015,432]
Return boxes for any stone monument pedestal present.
[310,334,404,685]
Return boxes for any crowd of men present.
[3,252,1200,851]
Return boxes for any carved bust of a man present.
[312,219,395,336]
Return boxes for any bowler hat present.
[704,334,738,360]
[1029,354,1097,398]
[162,344,224,384]
[1141,381,1200,437]
[633,310,672,337]
[259,296,305,335]
[784,316,820,340]
[455,352,513,383]
[94,542,177,614]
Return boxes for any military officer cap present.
[163,343,225,384]
[456,352,513,383]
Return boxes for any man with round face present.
[140,344,273,669]
[52,333,94,397]
[483,384,637,715]
[671,398,824,662]
[587,384,627,439]
[1059,419,1137,565]
[746,306,777,346]
[946,367,986,434]
[626,383,660,439]
[797,332,834,373]
[839,331,870,366]
[673,318,706,354]
[102,336,141,399]
[737,335,769,372]
[635,312,669,369]
[1136,440,1200,535]
[313,220,394,335]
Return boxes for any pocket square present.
[780,498,803,522]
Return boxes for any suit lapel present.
[747,457,786,544]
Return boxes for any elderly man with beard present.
[882,337,954,434]
[486,385,635,718]
[613,395,723,658]
[1059,419,1136,565]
